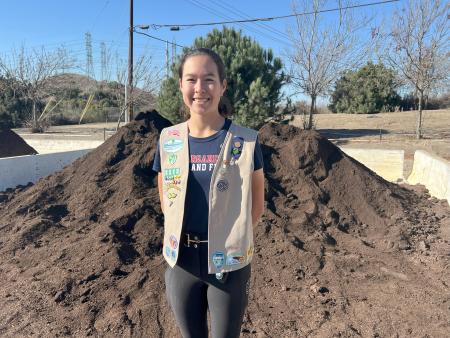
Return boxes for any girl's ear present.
[179,78,183,90]
[221,79,227,95]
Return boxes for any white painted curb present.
[408,150,450,202]
[22,138,104,154]
[340,148,404,182]
[0,149,93,192]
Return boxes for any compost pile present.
[0,129,37,158]
[0,111,448,338]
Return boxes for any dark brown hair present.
[178,48,232,117]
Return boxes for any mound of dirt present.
[0,129,38,158]
[0,112,448,337]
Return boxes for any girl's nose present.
[195,80,206,93]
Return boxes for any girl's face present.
[179,55,227,118]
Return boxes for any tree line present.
[0,0,448,139]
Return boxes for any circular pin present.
[216,179,229,192]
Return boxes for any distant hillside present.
[44,73,156,108]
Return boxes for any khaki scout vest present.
[159,120,257,274]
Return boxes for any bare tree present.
[286,0,371,129]
[0,46,71,130]
[381,0,449,139]
[113,51,162,127]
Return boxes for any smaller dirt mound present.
[0,129,38,158]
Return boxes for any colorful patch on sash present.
[169,235,178,250]
[247,245,254,259]
[168,154,177,165]
[164,168,181,181]
[163,139,183,153]
[165,246,171,257]
[216,179,229,192]
[226,253,245,265]
[170,249,177,260]
[168,129,180,137]
[167,192,177,199]
[165,182,181,192]
[164,167,182,206]
[231,136,244,160]
[212,252,225,270]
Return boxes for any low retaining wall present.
[21,138,104,154]
[408,150,450,202]
[6,148,443,202]
[0,149,93,192]
[340,148,404,182]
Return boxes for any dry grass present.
[290,109,450,176]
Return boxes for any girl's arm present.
[251,168,265,227]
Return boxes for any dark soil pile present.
[0,129,38,158]
[0,112,448,338]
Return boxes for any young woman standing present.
[153,48,265,338]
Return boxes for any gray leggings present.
[165,239,251,338]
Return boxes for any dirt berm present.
[0,129,38,158]
[0,111,448,337]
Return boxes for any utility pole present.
[127,0,133,123]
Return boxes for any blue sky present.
[0,0,403,102]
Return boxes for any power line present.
[207,0,292,45]
[150,0,398,29]
[184,0,292,47]
[133,30,186,48]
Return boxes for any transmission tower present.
[101,42,107,81]
[85,32,94,79]
[171,37,177,66]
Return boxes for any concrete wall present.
[340,148,405,182]
[408,150,450,202]
[0,149,92,191]
[21,138,103,154]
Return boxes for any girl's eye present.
[186,78,195,83]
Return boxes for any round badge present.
[216,179,229,192]
[169,235,178,249]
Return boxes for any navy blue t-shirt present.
[152,119,263,234]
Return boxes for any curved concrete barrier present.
[22,138,103,154]
[340,148,404,182]
[0,149,93,192]
[408,150,450,202]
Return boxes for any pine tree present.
[329,62,401,114]
[157,27,285,128]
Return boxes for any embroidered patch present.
[163,139,183,153]
[168,129,180,137]
[170,249,177,260]
[168,154,177,165]
[226,253,245,265]
[216,179,229,192]
[247,245,254,258]
[165,182,181,191]
[167,192,177,199]
[169,235,178,249]
[212,252,225,269]
[165,246,171,257]
[164,168,181,180]
[231,136,244,160]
